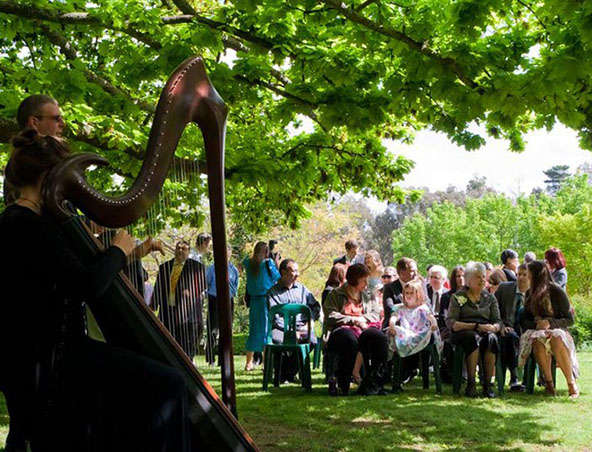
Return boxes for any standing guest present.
[267,259,321,381]
[439,265,465,383]
[447,262,503,398]
[322,263,347,305]
[333,239,364,266]
[323,264,386,396]
[205,247,239,366]
[544,247,568,290]
[243,242,280,371]
[388,279,442,361]
[518,260,579,398]
[152,240,206,359]
[427,265,449,315]
[190,232,212,263]
[382,257,420,329]
[501,249,519,282]
[364,249,385,293]
[524,251,536,264]
[495,263,529,391]
[487,268,508,295]
[0,131,190,452]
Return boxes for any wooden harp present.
[42,56,258,452]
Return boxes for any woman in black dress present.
[0,130,189,451]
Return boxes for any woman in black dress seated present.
[0,131,189,451]
[447,262,502,398]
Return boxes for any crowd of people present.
[241,238,579,400]
[0,94,581,452]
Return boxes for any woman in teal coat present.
[243,241,280,370]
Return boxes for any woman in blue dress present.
[243,241,280,370]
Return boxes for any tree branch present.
[319,0,481,91]
[0,0,163,50]
[39,24,156,113]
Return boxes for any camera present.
[268,240,281,261]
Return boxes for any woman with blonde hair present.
[518,260,578,397]
[388,279,441,359]
[364,249,384,293]
[243,241,280,370]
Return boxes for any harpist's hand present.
[112,230,135,256]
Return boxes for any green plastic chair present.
[392,342,442,393]
[262,304,313,391]
[524,353,557,394]
[452,344,505,395]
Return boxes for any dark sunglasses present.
[382,274,394,279]
[35,114,64,122]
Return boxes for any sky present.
[386,124,592,197]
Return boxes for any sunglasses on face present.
[35,114,64,122]
[382,274,394,279]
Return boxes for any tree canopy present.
[1,0,592,230]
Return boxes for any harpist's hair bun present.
[5,129,70,188]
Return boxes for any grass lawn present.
[2,352,591,451]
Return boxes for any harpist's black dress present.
[0,204,189,451]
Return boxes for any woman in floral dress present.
[518,260,579,398]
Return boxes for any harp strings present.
[85,154,213,366]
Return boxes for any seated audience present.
[439,265,465,382]
[524,251,536,264]
[364,249,385,293]
[381,266,398,285]
[427,265,449,314]
[501,249,519,282]
[518,260,579,398]
[267,259,321,381]
[382,257,420,329]
[447,262,502,398]
[323,264,386,396]
[487,268,507,294]
[544,247,568,290]
[495,263,529,391]
[388,279,442,363]
[322,263,347,305]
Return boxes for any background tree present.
[543,164,571,195]
[3,1,592,231]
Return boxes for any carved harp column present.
[42,57,255,450]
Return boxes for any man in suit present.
[333,239,364,266]
[427,265,449,317]
[382,257,419,328]
[152,240,206,359]
[495,262,529,391]
[500,249,519,282]
[428,265,453,381]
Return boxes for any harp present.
[42,56,259,451]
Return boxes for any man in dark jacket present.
[495,262,529,391]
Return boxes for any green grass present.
[2,352,592,451]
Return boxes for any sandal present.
[244,363,254,372]
[568,382,580,399]
[544,380,556,396]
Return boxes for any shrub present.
[571,294,592,348]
